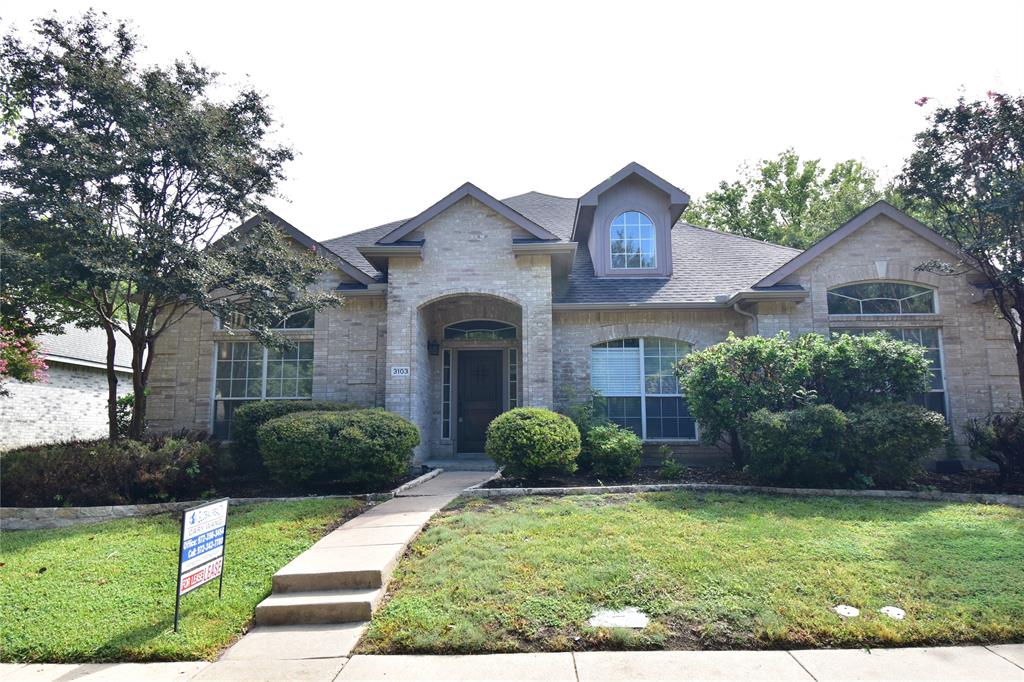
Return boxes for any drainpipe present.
[732,302,758,336]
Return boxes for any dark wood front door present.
[457,350,503,453]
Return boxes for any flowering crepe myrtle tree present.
[899,92,1024,403]
[0,12,340,439]
[0,327,48,397]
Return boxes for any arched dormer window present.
[610,211,656,269]
[827,282,936,315]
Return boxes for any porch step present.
[254,588,383,625]
[422,458,496,472]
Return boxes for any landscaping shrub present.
[742,405,849,487]
[559,387,609,471]
[485,407,581,479]
[846,402,947,487]
[678,331,933,469]
[586,423,642,478]
[798,332,931,410]
[677,333,809,467]
[257,408,419,490]
[0,432,217,506]
[231,400,358,474]
[965,409,1024,481]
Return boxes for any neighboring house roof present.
[36,325,133,372]
[377,183,561,244]
[755,201,965,288]
[556,223,801,305]
[324,191,801,304]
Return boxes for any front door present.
[457,350,503,453]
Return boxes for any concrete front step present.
[254,588,383,625]
[272,543,405,592]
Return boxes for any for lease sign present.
[178,499,228,593]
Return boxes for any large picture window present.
[827,282,935,315]
[831,327,947,418]
[590,337,696,440]
[213,341,314,439]
[219,309,315,331]
[609,211,656,269]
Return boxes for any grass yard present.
[359,492,1024,654]
[0,498,363,662]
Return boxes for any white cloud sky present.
[4,1,1023,241]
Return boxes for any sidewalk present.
[3,645,1022,681]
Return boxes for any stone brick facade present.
[754,213,1020,439]
[0,362,132,451]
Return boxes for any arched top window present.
[443,320,517,340]
[590,337,695,440]
[827,282,936,315]
[610,211,656,269]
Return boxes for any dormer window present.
[610,211,656,269]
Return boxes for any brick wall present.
[0,362,132,451]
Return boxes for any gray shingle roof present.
[322,192,802,304]
[36,325,133,371]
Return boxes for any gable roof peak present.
[754,200,966,288]
[378,182,561,244]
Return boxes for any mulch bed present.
[212,467,430,499]
[484,466,1024,495]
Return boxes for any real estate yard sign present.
[174,498,229,632]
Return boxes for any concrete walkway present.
[4,645,1022,681]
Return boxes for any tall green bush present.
[677,333,809,467]
[742,405,849,487]
[231,400,358,475]
[485,408,581,479]
[257,409,418,490]
[846,403,947,487]
[677,331,932,468]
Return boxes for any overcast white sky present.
[4,1,1024,241]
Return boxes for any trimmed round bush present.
[587,423,642,478]
[485,407,581,479]
[231,400,358,474]
[846,402,946,487]
[742,404,849,487]
[257,408,419,490]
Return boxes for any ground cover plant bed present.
[0,498,364,662]
[483,466,1024,496]
[211,466,430,499]
[358,492,1024,654]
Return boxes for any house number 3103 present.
[390,366,411,377]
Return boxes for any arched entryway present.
[417,294,523,457]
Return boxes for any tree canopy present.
[0,12,340,438]
[898,92,1024,403]
[685,149,882,249]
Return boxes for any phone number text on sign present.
[179,557,223,595]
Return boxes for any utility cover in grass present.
[587,607,650,628]
[880,606,906,620]
[832,604,860,618]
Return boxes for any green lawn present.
[0,498,363,662]
[359,493,1024,654]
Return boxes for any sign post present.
[174,498,229,632]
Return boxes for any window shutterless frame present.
[591,337,698,442]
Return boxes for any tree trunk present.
[126,337,149,440]
[728,427,745,469]
[103,323,119,441]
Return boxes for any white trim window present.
[590,337,696,440]
[831,327,948,418]
[827,282,936,315]
[610,211,656,269]
[213,340,314,439]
